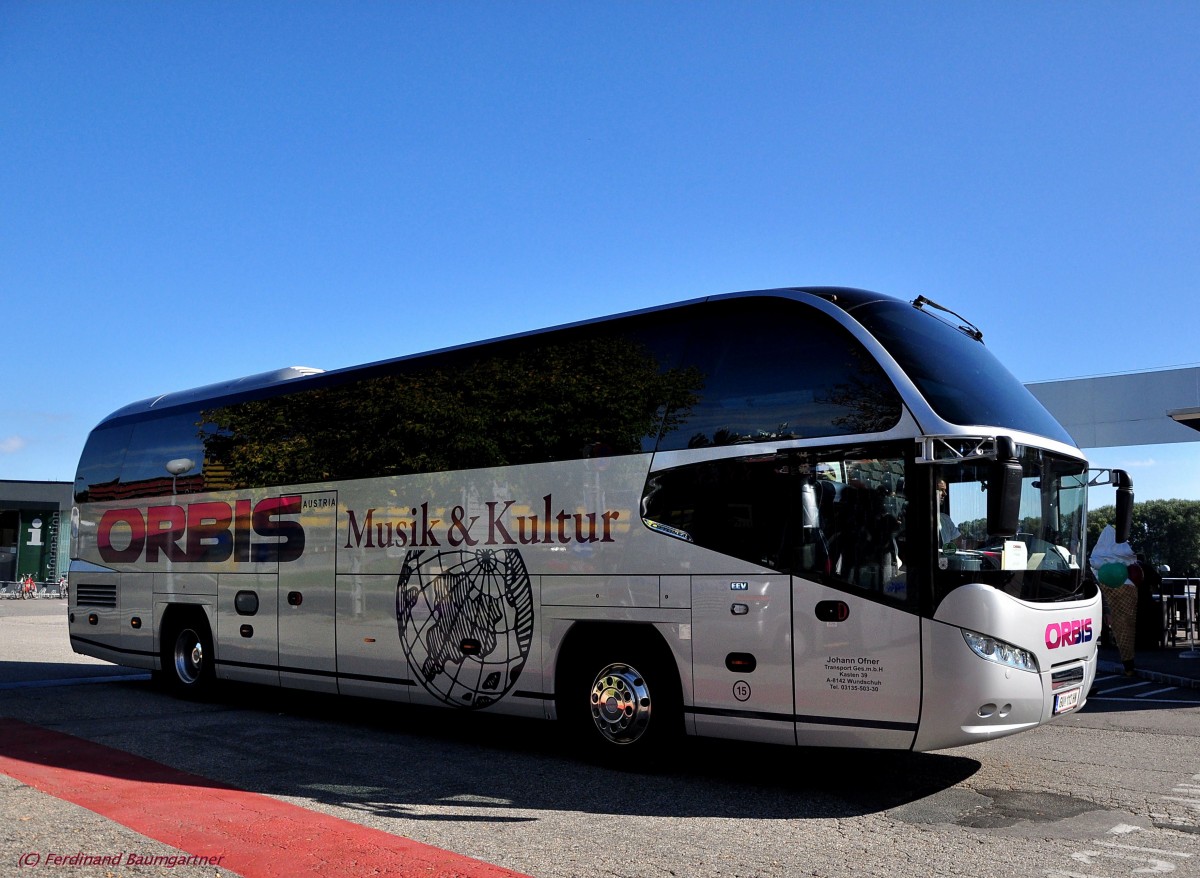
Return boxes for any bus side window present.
[642,457,789,571]
[75,423,133,503]
[121,412,209,498]
[641,449,908,601]
[655,298,903,452]
[823,458,907,601]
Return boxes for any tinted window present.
[75,416,210,502]
[656,298,902,451]
[849,300,1074,445]
[78,313,702,497]
[642,445,912,604]
[77,297,908,497]
[123,413,210,493]
[74,424,131,502]
[197,320,698,489]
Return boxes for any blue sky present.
[2,3,1198,506]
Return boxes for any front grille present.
[1051,665,1085,691]
[76,583,117,608]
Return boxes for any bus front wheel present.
[564,642,681,759]
[589,662,654,745]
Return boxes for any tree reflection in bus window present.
[642,447,911,604]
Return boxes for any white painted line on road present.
[1136,686,1180,698]
[1088,696,1196,704]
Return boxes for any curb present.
[1097,659,1200,691]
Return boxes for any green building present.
[0,480,73,585]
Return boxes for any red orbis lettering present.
[1044,618,1093,649]
[97,496,305,564]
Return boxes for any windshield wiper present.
[912,295,984,342]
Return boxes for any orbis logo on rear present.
[96,497,305,564]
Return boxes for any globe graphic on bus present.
[396,548,534,709]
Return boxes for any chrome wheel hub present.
[589,663,651,744]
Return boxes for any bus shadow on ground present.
[1079,694,1198,714]
[150,681,983,824]
[0,660,150,687]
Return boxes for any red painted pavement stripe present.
[0,718,531,878]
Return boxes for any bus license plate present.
[1054,688,1081,715]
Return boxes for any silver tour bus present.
[69,287,1133,755]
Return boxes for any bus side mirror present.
[1113,468,1134,544]
[988,436,1022,537]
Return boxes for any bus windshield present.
[933,446,1090,604]
[847,299,1075,446]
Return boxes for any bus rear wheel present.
[162,614,214,697]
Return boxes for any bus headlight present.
[962,630,1039,673]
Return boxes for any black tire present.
[162,614,215,698]
[561,639,682,761]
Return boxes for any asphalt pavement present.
[3,596,1198,878]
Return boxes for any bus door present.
[690,574,796,746]
[791,580,921,749]
[277,490,339,692]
